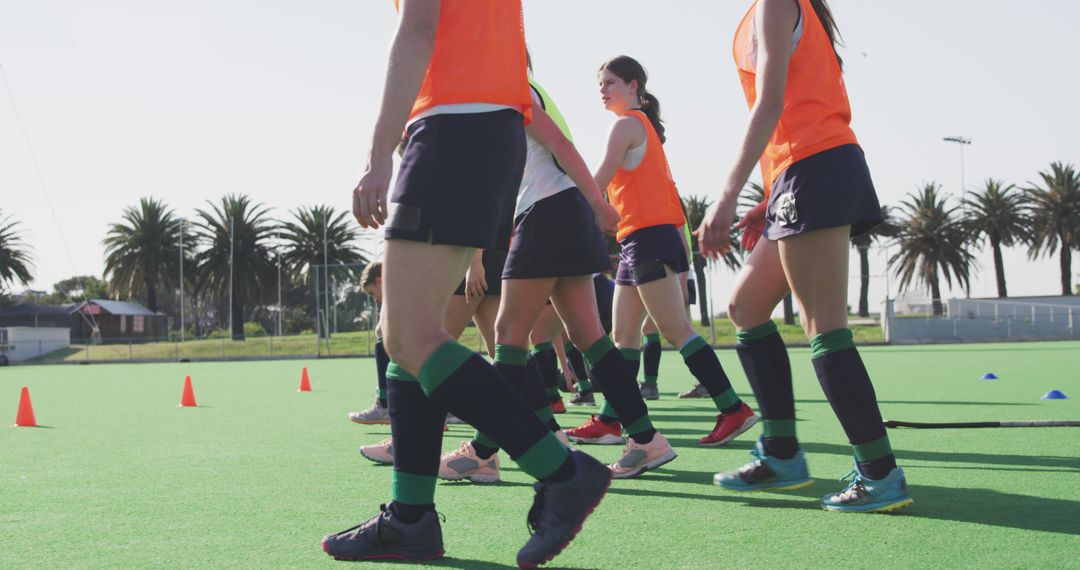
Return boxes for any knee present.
[657,320,693,348]
[494,318,528,348]
[728,299,761,331]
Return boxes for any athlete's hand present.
[464,256,488,303]
[562,365,579,393]
[736,200,767,253]
[695,198,738,259]
[352,153,393,229]
[592,201,621,236]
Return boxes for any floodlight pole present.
[943,136,972,207]
[229,217,235,338]
[277,250,283,337]
[943,136,972,298]
[179,220,185,343]
[323,215,331,338]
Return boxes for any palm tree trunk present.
[990,234,1007,298]
[145,273,158,313]
[232,282,245,340]
[783,293,795,325]
[694,258,709,326]
[858,244,870,317]
[1060,231,1073,296]
[930,276,943,316]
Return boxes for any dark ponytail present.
[809,0,844,71]
[600,55,666,144]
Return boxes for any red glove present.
[736,200,767,253]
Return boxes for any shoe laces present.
[526,483,547,535]
[836,470,867,500]
[736,446,770,479]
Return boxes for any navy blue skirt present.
[386,109,523,249]
[765,144,883,240]
[502,188,612,280]
[614,225,690,287]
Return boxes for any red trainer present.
[564,416,623,445]
[699,402,759,447]
[551,398,567,414]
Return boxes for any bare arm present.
[352,0,441,228]
[526,105,621,234]
[697,0,797,256]
[593,117,644,195]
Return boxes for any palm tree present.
[851,206,900,317]
[102,198,182,312]
[193,194,276,340]
[0,211,33,293]
[278,205,371,335]
[683,194,740,326]
[1026,162,1080,296]
[889,183,975,315]
[736,183,796,324]
[962,179,1030,298]
[278,205,371,285]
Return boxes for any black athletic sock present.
[419,341,570,481]
[565,342,591,392]
[527,357,560,431]
[811,329,897,480]
[736,322,797,459]
[531,343,561,403]
[387,362,443,519]
[585,337,655,443]
[375,338,389,408]
[680,336,743,414]
[642,333,661,385]
[390,501,434,525]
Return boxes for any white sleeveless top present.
[516,88,575,217]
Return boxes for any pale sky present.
[2,1,1078,314]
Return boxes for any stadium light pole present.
[943,136,972,206]
[943,136,972,298]
[323,214,331,338]
[179,219,185,343]
[229,216,234,338]
[277,249,283,337]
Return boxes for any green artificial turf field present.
[3,342,1079,568]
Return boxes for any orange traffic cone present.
[13,386,37,427]
[299,367,312,392]
[179,376,198,407]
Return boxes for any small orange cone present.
[13,386,37,427]
[299,367,312,392]
[179,376,198,407]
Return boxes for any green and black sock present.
[531,343,561,403]
[386,362,441,523]
[375,337,389,408]
[736,321,797,459]
[811,328,897,480]
[680,335,743,414]
[418,341,572,482]
[565,342,591,393]
[642,333,662,385]
[586,337,655,444]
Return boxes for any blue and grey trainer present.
[714,440,813,492]
[822,465,913,513]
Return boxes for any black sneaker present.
[516,450,611,568]
[568,391,595,406]
[321,504,445,562]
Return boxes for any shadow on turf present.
[799,442,1080,473]
[607,476,1080,535]
[422,557,521,569]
